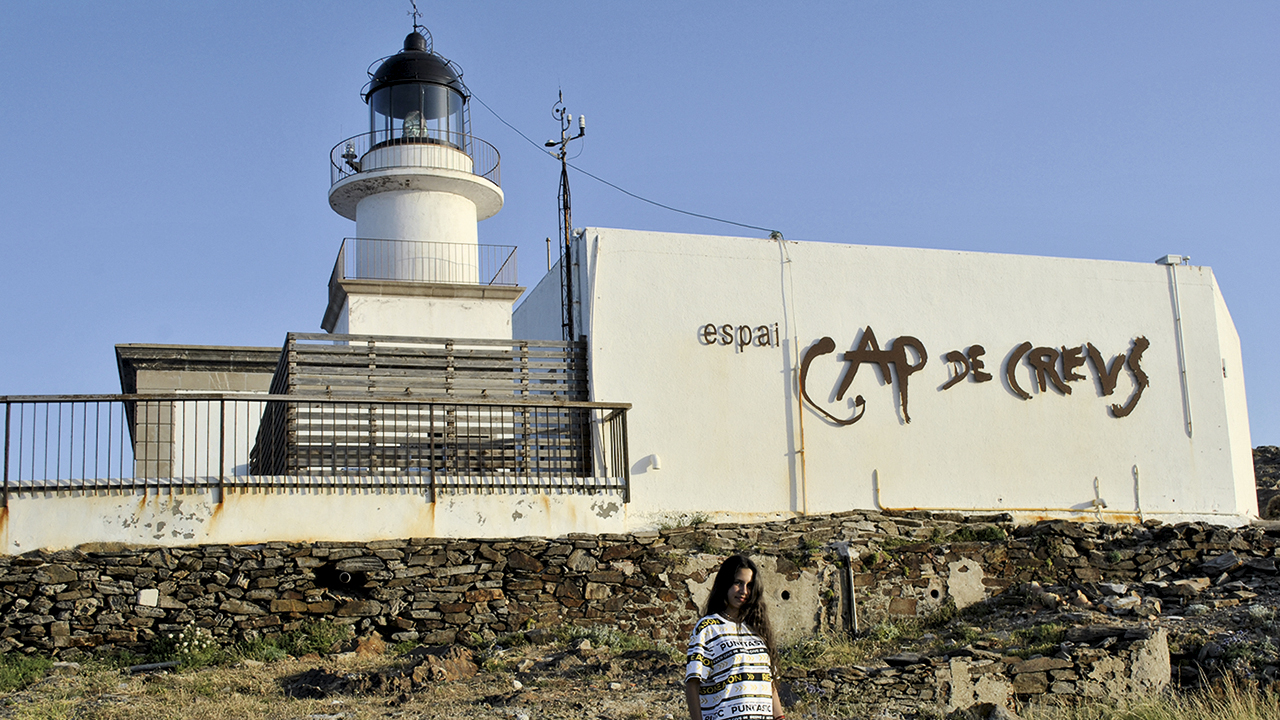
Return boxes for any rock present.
[1244,558,1277,574]
[1065,626,1126,644]
[1012,671,1049,694]
[525,627,554,645]
[1171,578,1211,597]
[1134,598,1162,618]
[136,589,159,607]
[565,549,598,572]
[506,551,544,572]
[1198,642,1223,661]
[1068,590,1093,609]
[335,556,385,573]
[883,652,926,667]
[1201,553,1244,575]
[335,600,382,617]
[1098,583,1128,596]
[218,599,265,615]
[405,645,478,683]
[270,599,308,613]
[355,634,387,657]
[33,565,78,584]
[1101,596,1141,614]
[1011,657,1070,674]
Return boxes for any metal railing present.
[330,130,500,188]
[2,394,629,503]
[330,238,517,288]
[272,333,586,400]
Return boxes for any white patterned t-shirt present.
[685,613,774,720]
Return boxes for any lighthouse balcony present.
[320,237,520,335]
[329,236,516,286]
[330,130,500,188]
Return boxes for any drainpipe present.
[1157,255,1192,437]
[831,541,859,635]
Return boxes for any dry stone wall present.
[1,509,1278,713]
[781,626,1169,717]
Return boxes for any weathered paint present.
[515,228,1256,527]
[0,488,628,553]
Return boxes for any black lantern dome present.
[365,31,469,144]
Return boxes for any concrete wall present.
[0,491,629,555]
[514,228,1255,526]
[513,257,567,342]
[340,292,516,340]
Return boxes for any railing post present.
[620,411,630,504]
[3,402,10,509]
[428,402,436,503]
[218,400,226,495]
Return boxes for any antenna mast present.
[545,92,586,342]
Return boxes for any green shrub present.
[0,653,52,692]
[156,622,224,669]
[947,525,1008,543]
[553,625,679,660]
[231,620,354,663]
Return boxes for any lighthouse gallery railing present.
[330,130,500,188]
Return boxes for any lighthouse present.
[322,29,521,339]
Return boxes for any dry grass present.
[0,630,690,720]
[0,656,516,720]
[1022,680,1280,720]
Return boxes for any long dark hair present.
[703,554,776,659]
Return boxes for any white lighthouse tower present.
[322,29,521,339]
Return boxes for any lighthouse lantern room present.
[323,29,517,340]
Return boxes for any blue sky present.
[1,2,1276,445]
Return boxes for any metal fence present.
[1,394,629,503]
[330,238,517,288]
[330,130,500,188]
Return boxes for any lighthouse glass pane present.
[370,85,464,147]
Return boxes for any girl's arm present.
[685,678,702,720]
[772,681,784,720]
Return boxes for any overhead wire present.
[470,92,782,237]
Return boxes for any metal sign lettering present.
[796,326,1151,426]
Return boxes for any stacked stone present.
[0,510,1277,661]
[784,626,1168,717]
[0,532,703,658]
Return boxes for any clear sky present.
[1,2,1276,445]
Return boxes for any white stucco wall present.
[514,258,568,341]
[540,228,1253,526]
[0,489,628,554]
[356,190,479,249]
[342,293,514,340]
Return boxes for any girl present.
[684,555,784,720]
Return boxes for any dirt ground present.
[0,643,690,720]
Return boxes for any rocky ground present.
[2,450,1279,719]
[1256,446,1280,518]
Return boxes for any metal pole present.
[3,403,10,509]
[218,400,226,494]
[1169,263,1193,436]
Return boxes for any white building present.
[0,28,1255,553]
[516,228,1255,526]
